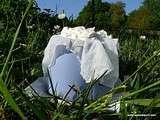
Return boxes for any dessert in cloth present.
[25,26,119,101]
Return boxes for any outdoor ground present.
[0,0,160,120]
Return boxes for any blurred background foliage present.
[0,0,159,93]
[0,0,159,95]
[0,0,71,83]
[1,0,159,83]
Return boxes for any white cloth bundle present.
[42,26,119,89]
[25,26,120,101]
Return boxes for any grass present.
[0,34,158,120]
[0,0,32,120]
[0,0,160,120]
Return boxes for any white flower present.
[140,35,146,40]
[58,11,66,19]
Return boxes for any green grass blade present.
[0,77,27,120]
[123,79,160,99]
[0,0,33,120]
[122,49,160,85]
[15,85,49,120]
[125,99,160,107]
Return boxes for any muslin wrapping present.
[26,26,119,101]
